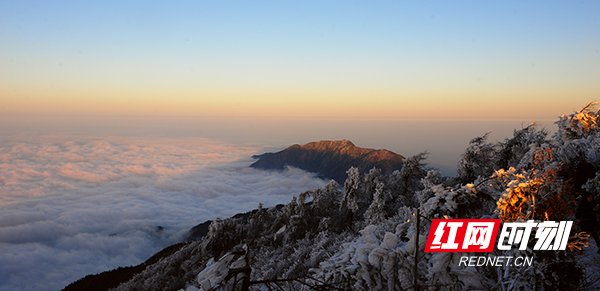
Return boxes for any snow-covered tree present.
[456,133,497,184]
[388,152,429,208]
[364,181,388,224]
[555,101,600,141]
[497,123,548,171]
[205,217,245,259]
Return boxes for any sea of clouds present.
[0,135,328,291]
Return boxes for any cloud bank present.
[0,135,327,291]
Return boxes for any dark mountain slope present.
[61,242,188,291]
[250,140,405,184]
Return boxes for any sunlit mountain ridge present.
[251,139,405,184]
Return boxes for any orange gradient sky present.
[1,1,599,120]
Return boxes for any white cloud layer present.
[0,135,327,291]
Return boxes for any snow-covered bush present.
[314,221,426,291]
[555,102,600,141]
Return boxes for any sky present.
[1,1,599,290]
[1,1,598,119]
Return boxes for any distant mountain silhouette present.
[250,140,405,184]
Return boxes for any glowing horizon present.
[1,1,599,120]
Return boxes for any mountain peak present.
[299,139,355,151]
[251,140,404,184]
